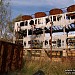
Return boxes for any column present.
[42,26,45,48]
[27,29,28,37]
[63,26,67,49]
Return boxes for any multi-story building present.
[13,5,75,51]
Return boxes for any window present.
[45,40,48,45]
[20,22,24,26]
[62,40,64,46]
[28,29,32,35]
[28,41,31,44]
[57,15,62,21]
[53,16,56,21]
[50,16,52,21]
[50,16,57,21]
[38,18,43,24]
[71,14,75,19]
[29,20,34,25]
[25,21,28,26]
[46,18,50,24]
[52,41,56,44]
[66,16,70,20]
[66,13,75,20]
[17,23,18,25]
[57,39,61,47]
[23,29,27,37]
[38,19,40,24]
[35,19,37,24]
[18,33,23,39]
[24,42,26,46]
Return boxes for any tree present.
[12,14,22,22]
[0,0,12,41]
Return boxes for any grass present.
[7,57,75,75]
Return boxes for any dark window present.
[25,21,28,26]
[45,40,48,45]
[35,19,37,24]
[20,22,24,26]
[50,16,52,21]
[38,19,43,24]
[53,16,56,21]
[38,19,40,24]
[57,39,61,47]
[57,17,60,21]
[23,29,27,37]
[57,15,62,21]
[66,16,70,20]
[52,41,56,44]
[50,16,56,21]
[28,41,31,44]
[35,40,37,42]
[66,13,75,20]
[29,20,34,25]
[28,29,32,35]
[24,42,26,46]
[62,40,64,46]
[46,18,50,24]
[71,14,75,19]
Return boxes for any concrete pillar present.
[63,27,67,49]
[26,40,28,48]
[63,49,67,56]
[27,29,28,37]
[56,16,57,21]
[43,29,45,48]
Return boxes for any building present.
[13,5,75,51]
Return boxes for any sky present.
[11,0,75,19]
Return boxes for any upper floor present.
[14,11,75,32]
[14,5,75,33]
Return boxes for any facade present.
[13,5,75,51]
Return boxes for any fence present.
[0,41,23,73]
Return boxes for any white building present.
[13,5,75,50]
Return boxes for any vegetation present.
[12,14,22,22]
[7,59,75,75]
[0,0,13,41]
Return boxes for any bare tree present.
[0,0,12,41]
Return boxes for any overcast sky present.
[11,0,75,19]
